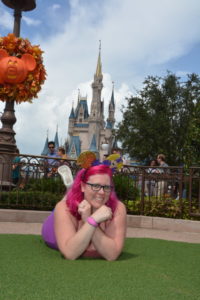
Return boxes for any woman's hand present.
[78,200,91,222]
[92,205,112,224]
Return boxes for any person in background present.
[42,158,127,261]
[145,159,160,196]
[157,154,168,169]
[47,141,58,161]
[12,148,20,185]
[46,141,59,178]
[57,147,68,160]
[111,148,122,155]
[110,147,126,166]
[156,154,169,196]
[57,146,69,168]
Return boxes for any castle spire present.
[95,40,102,77]
[106,81,115,129]
[54,125,59,150]
[78,88,80,103]
[110,81,115,108]
[41,129,49,156]
[69,100,75,119]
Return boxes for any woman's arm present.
[91,201,127,261]
[54,200,126,260]
[54,200,97,260]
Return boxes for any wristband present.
[87,217,99,228]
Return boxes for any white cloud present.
[175,70,190,78]
[22,16,41,26]
[51,4,61,11]
[99,0,200,66]
[0,8,13,32]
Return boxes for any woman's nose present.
[98,187,105,194]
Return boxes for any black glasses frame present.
[85,182,113,193]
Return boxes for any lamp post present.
[0,0,36,186]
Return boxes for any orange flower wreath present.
[0,33,46,104]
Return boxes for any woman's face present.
[81,174,111,209]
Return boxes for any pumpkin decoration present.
[0,33,46,103]
[0,49,36,84]
[77,151,97,169]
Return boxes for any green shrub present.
[113,174,139,200]
[0,177,65,210]
[0,190,62,210]
[124,196,200,220]
[23,177,65,194]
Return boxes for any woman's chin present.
[91,201,104,209]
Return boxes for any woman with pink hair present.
[42,164,126,260]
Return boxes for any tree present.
[184,102,200,166]
[116,72,200,165]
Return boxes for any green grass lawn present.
[0,235,200,300]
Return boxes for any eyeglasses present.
[49,146,55,149]
[85,182,113,193]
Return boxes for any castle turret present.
[54,125,59,150]
[68,104,75,136]
[90,41,104,122]
[106,82,115,129]
[41,134,49,156]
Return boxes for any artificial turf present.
[0,235,200,300]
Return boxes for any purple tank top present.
[41,211,58,250]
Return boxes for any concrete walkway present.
[0,209,200,244]
[1,221,200,244]
[126,227,200,243]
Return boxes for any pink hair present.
[66,164,119,219]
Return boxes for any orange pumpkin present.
[0,49,36,84]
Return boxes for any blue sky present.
[0,0,200,155]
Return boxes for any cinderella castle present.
[41,45,117,160]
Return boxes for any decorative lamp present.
[101,143,109,151]
[2,0,36,11]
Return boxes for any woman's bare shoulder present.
[112,201,127,220]
[116,200,127,213]
[54,197,68,213]
[54,197,76,227]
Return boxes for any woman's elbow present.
[107,243,125,261]
[104,251,121,261]
[62,252,79,260]
[64,256,77,261]
[59,247,80,260]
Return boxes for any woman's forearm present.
[59,223,96,260]
[91,228,122,261]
